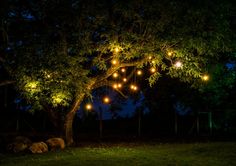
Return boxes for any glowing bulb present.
[113,83,118,89]
[103,97,110,103]
[47,74,51,78]
[113,72,119,78]
[121,68,126,73]
[123,78,127,82]
[174,61,182,68]
[150,67,156,73]
[168,51,172,56]
[111,59,118,65]
[85,103,92,110]
[130,84,134,89]
[114,47,120,53]
[133,86,138,91]
[148,56,152,60]
[202,75,209,81]
[137,70,142,75]
[118,83,122,88]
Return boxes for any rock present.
[29,142,48,154]
[7,136,32,153]
[14,136,32,145]
[46,138,65,151]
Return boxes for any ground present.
[1,142,236,166]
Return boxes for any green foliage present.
[2,0,235,113]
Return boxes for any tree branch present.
[0,80,15,87]
[92,80,128,98]
[96,57,148,83]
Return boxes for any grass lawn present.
[0,142,236,166]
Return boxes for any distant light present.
[137,70,142,76]
[202,75,209,81]
[130,84,138,91]
[47,74,51,78]
[174,61,182,68]
[148,56,152,60]
[118,83,122,88]
[123,78,127,82]
[103,96,110,103]
[121,68,126,73]
[113,72,119,78]
[85,103,92,110]
[111,59,118,65]
[113,83,118,89]
[150,67,156,73]
[130,84,134,90]
[114,47,120,53]
[168,51,172,56]
[151,60,155,64]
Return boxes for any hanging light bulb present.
[103,96,110,104]
[111,59,118,65]
[130,84,138,91]
[123,78,127,82]
[174,61,182,68]
[202,74,209,81]
[150,67,156,73]
[85,103,92,110]
[130,84,135,90]
[137,70,142,76]
[113,72,119,78]
[113,83,118,89]
[114,47,120,53]
[118,83,122,88]
[168,51,173,56]
[121,68,126,73]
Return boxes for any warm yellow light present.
[25,81,39,92]
[202,75,209,81]
[47,74,51,78]
[113,83,118,89]
[29,82,37,89]
[118,83,122,88]
[85,103,92,110]
[121,68,126,73]
[174,61,182,68]
[148,56,152,60]
[113,72,119,78]
[150,67,156,73]
[137,70,142,75]
[130,84,138,91]
[103,96,110,103]
[130,84,134,89]
[111,59,118,65]
[133,86,138,91]
[114,47,120,53]
[168,51,172,56]
[123,78,127,82]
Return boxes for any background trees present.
[0,0,235,145]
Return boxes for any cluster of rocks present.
[7,136,65,154]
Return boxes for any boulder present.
[46,138,65,151]
[29,142,48,154]
[7,136,32,153]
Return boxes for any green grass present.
[1,142,236,166]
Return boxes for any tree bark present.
[64,93,86,146]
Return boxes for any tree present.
[1,0,235,145]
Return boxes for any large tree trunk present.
[64,93,86,146]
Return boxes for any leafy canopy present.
[2,0,234,111]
